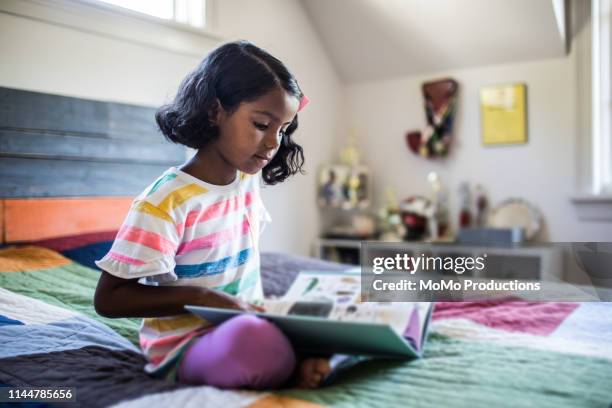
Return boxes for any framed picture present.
[317,164,370,209]
[481,83,527,145]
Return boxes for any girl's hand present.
[197,287,265,313]
[296,357,332,389]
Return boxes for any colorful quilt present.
[1,246,611,408]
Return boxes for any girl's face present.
[213,87,299,175]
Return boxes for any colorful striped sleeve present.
[95,198,180,280]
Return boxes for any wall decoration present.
[481,83,527,145]
[406,78,459,159]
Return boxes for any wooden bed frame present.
[0,87,185,244]
[0,197,132,243]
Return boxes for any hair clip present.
[298,95,310,112]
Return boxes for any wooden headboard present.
[0,87,185,243]
[0,197,132,243]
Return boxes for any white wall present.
[0,0,343,256]
[0,11,206,107]
[345,53,612,242]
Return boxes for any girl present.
[94,41,331,389]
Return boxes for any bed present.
[2,238,612,408]
[1,87,611,408]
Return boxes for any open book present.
[186,270,433,359]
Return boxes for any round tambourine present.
[487,198,542,240]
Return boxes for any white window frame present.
[92,0,210,30]
[592,0,612,195]
[565,0,611,219]
[0,0,223,58]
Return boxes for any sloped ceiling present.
[300,0,567,83]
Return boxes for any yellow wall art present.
[480,83,527,145]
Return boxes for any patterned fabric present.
[2,246,612,407]
[0,246,72,272]
[95,167,270,377]
[30,230,117,271]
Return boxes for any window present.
[96,0,207,28]
[592,0,612,195]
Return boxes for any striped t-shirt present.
[96,167,269,378]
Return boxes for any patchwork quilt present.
[1,245,611,408]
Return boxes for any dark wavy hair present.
[155,40,305,185]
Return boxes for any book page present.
[283,271,361,305]
[261,271,431,337]
[327,302,414,334]
[259,298,413,335]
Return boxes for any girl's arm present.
[94,270,262,318]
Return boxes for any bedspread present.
[1,245,611,408]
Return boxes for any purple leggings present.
[178,315,296,389]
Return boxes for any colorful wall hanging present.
[406,78,459,159]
